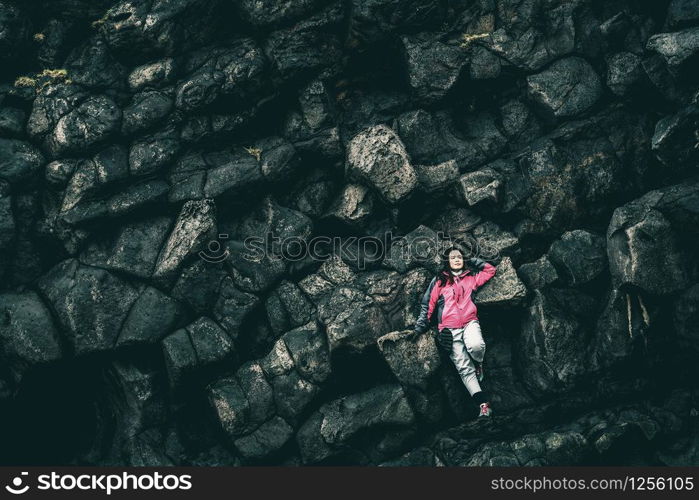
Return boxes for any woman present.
[412,246,497,418]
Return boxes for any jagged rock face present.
[1,0,698,467]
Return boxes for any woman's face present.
[448,250,464,271]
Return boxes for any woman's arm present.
[471,258,497,288]
[413,277,437,334]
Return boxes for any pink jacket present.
[426,263,497,330]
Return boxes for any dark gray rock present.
[186,316,236,366]
[0,291,63,383]
[234,0,326,29]
[263,3,343,82]
[377,330,441,391]
[45,159,78,188]
[212,277,260,340]
[282,320,331,385]
[282,80,341,158]
[233,416,294,461]
[201,149,263,202]
[50,94,122,156]
[674,284,699,353]
[511,131,625,236]
[265,281,316,336]
[415,160,459,194]
[175,38,267,112]
[128,58,177,91]
[527,57,602,119]
[646,27,699,70]
[384,225,443,274]
[129,127,181,176]
[37,259,140,356]
[666,0,699,29]
[98,0,217,60]
[0,107,25,136]
[474,257,527,307]
[317,285,390,353]
[171,260,228,314]
[517,289,588,395]
[547,230,607,286]
[323,184,375,227]
[0,2,30,65]
[458,167,502,207]
[153,199,217,283]
[606,52,643,96]
[64,36,126,90]
[162,328,198,390]
[118,287,184,347]
[80,217,173,279]
[0,138,44,184]
[401,35,467,105]
[122,91,173,136]
[517,256,559,290]
[482,0,578,72]
[589,288,647,371]
[606,182,697,295]
[346,124,418,205]
[256,136,300,183]
[347,0,445,48]
[0,180,14,266]
[651,103,699,168]
[297,384,415,464]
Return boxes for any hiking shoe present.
[478,402,492,418]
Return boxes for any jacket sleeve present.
[413,277,437,334]
[474,262,497,288]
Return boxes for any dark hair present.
[436,246,472,287]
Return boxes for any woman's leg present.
[463,320,486,364]
[448,327,482,395]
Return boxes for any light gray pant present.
[448,320,486,396]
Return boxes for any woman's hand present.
[467,257,487,270]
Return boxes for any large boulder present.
[37,259,141,356]
[526,57,602,119]
[0,2,30,66]
[474,257,527,307]
[49,95,122,156]
[296,384,415,464]
[317,286,390,354]
[547,230,607,286]
[674,284,699,353]
[346,124,418,205]
[401,35,468,105]
[651,103,699,169]
[263,3,344,82]
[118,287,184,347]
[517,256,559,290]
[212,277,260,341]
[480,0,578,72]
[0,292,63,384]
[377,330,443,422]
[606,182,698,295]
[174,39,267,113]
[0,139,44,184]
[646,27,699,71]
[517,289,590,395]
[589,288,649,371]
[97,0,217,60]
[153,199,217,284]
